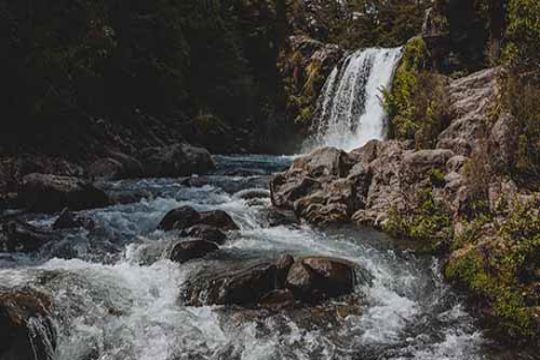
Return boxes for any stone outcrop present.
[21,173,110,213]
[0,289,56,360]
[271,142,455,227]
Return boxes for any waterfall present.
[305,47,402,152]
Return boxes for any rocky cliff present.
[271,66,540,341]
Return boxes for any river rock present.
[158,206,238,232]
[158,206,201,231]
[182,225,227,245]
[170,240,219,264]
[182,256,294,306]
[0,221,56,253]
[21,173,110,213]
[139,143,215,178]
[286,257,357,302]
[291,147,353,178]
[0,289,56,360]
[199,210,239,231]
[87,152,144,181]
[52,208,94,230]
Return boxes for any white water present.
[0,156,514,360]
[307,47,402,152]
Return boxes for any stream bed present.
[0,155,536,360]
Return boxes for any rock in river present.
[21,173,110,213]
[0,289,56,360]
[158,206,238,232]
[170,240,219,264]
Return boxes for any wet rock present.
[234,189,270,200]
[286,257,358,302]
[52,208,94,230]
[170,240,219,264]
[183,225,227,245]
[258,289,296,311]
[291,147,353,178]
[182,256,294,306]
[158,206,201,231]
[87,152,144,181]
[270,173,321,209]
[21,173,110,213]
[158,207,239,232]
[139,143,215,178]
[0,221,56,253]
[0,289,56,360]
[199,210,239,231]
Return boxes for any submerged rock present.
[182,255,294,307]
[170,240,219,264]
[0,289,56,360]
[21,173,110,213]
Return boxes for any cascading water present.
[306,47,402,152]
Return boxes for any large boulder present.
[21,173,110,213]
[158,206,238,232]
[0,289,56,360]
[286,257,359,302]
[182,254,366,307]
[291,147,354,178]
[87,152,143,180]
[181,256,293,306]
[169,240,219,264]
[139,143,215,178]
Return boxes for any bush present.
[384,37,450,149]
[384,187,453,253]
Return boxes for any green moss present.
[445,199,540,339]
[384,187,453,253]
[384,37,450,149]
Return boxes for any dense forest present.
[0,0,430,157]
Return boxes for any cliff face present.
[271,66,540,340]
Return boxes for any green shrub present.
[384,187,453,253]
[384,37,450,149]
[445,198,540,339]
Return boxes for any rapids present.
[0,155,536,360]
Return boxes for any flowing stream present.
[1,155,535,360]
[305,47,402,152]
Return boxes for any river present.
[2,154,536,360]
